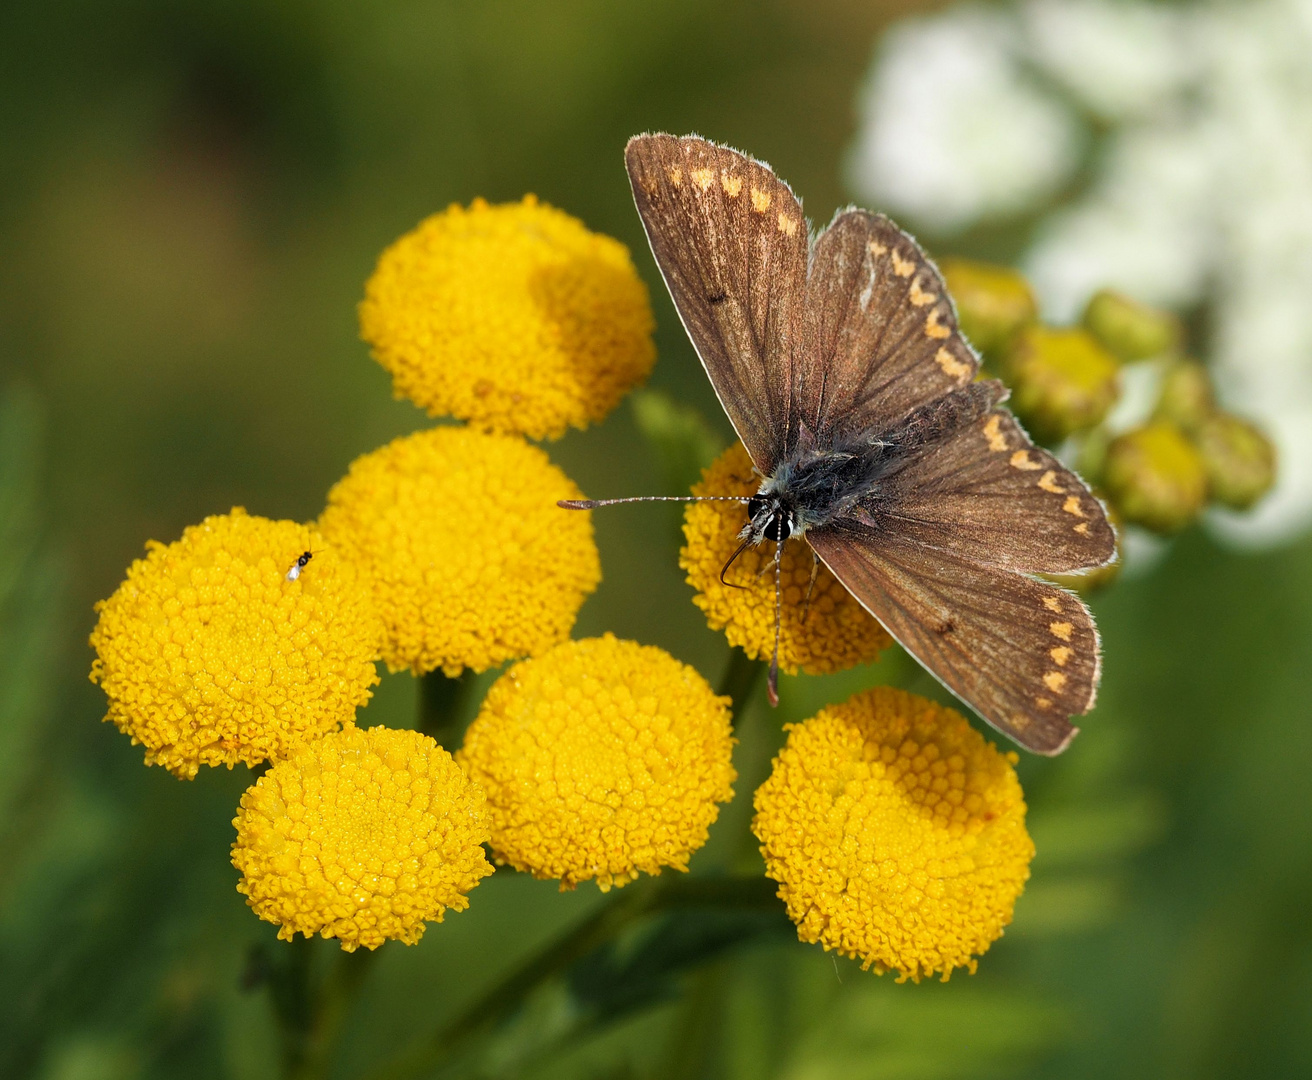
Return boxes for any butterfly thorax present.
[741,382,1003,548]
[744,444,892,544]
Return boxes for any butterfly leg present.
[768,537,783,707]
[800,550,821,623]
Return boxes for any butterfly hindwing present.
[626,134,808,472]
[799,210,979,445]
[807,524,1099,755]
[875,406,1117,574]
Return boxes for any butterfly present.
[564,134,1115,754]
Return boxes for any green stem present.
[717,648,765,721]
[267,937,380,1080]
[364,876,779,1080]
[418,670,479,748]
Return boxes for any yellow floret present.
[232,726,493,951]
[681,443,892,675]
[89,509,382,779]
[753,687,1034,982]
[360,195,657,440]
[458,635,736,891]
[318,426,600,676]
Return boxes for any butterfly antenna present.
[558,496,750,510]
[768,537,783,707]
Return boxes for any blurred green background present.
[3,1,1311,1078]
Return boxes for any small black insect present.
[563,134,1115,754]
[285,550,317,582]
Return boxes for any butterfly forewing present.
[807,525,1099,754]
[625,134,808,472]
[875,406,1117,574]
[800,210,979,445]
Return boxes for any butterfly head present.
[743,491,795,545]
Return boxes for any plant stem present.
[418,670,479,748]
[364,876,780,1080]
[717,648,764,721]
[270,938,380,1080]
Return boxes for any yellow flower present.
[360,195,656,440]
[89,509,381,779]
[318,426,600,677]
[232,725,492,951]
[458,635,736,891]
[680,443,892,675]
[753,687,1034,982]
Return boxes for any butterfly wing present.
[876,405,1117,574]
[807,523,1099,754]
[799,209,979,445]
[625,133,808,472]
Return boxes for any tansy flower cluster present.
[90,187,1038,982]
[460,635,735,890]
[90,197,658,948]
[754,687,1032,981]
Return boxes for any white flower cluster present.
[848,0,1312,546]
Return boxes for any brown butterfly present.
[563,134,1115,754]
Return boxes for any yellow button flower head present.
[360,196,657,440]
[89,509,382,779]
[680,443,892,675]
[753,687,1034,982]
[319,426,600,676]
[458,635,736,891]
[232,725,492,951]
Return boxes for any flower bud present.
[1102,422,1207,534]
[939,258,1037,360]
[1081,289,1181,362]
[1194,413,1277,510]
[1002,326,1120,444]
[1152,359,1215,433]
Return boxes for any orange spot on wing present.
[982,415,1008,452]
[690,167,715,192]
[669,166,683,187]
[750,187,771,212]
[909,279,937,307]
[1074,522,1092,536]
[868,240,888,257]
[721,173,742,197]
[1050,646,1072,666]
[1062,496,1086,517]
[936,347,971,381]
[1035,697,1053,710]
[1038,470,1063,493]
[891,250,915,277]
[777,213,798,236]
[1049,621,1073,642]
[924,309,951,339]
[1010,450,1042,471]
[1043,671,1068,692]
[1043,596,1062,613]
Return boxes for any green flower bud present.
[1102,422,1208,534]
[1002,326,1120,444]
[1081,289,1182,362]
[940,258,1037,360]
[1193,413,1276,511]
[1152,359,1215,433]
